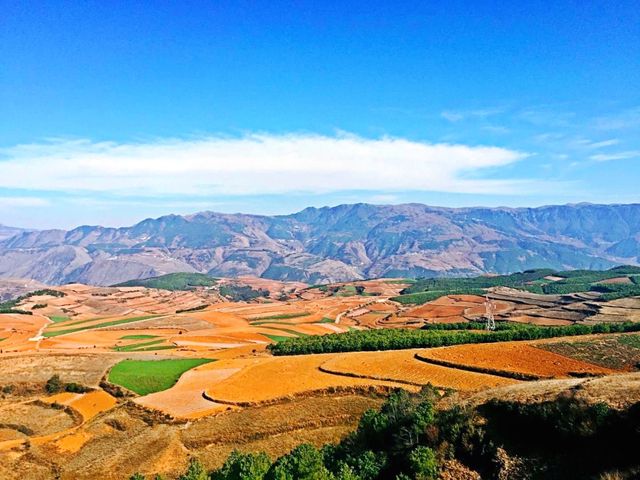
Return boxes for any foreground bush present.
[132,385,640,480]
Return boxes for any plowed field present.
[416,342,615,379]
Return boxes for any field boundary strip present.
[317,362,430,387]
[43,315,163,337]
[202,384,399,408]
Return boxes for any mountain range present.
[0,203,639,286]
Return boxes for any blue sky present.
[1,0,639,229]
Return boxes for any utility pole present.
[484,295,496,331]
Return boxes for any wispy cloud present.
[590,150,640,162]
[0,197,51,208]
[593,107,640,130]
[440,107,505,123]
[518,108,575,127]
[583,139,619,149]
[0,133,532,197]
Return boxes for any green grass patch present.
[134,345,177,352]
[337,285,358,297]
[259,326,310,337]
[43,315,161,337]
[263,334,294,343]
[119,334,159,340]
[618,334,640,349]
[47,315,121,328]
[49,315,70,323]
[319,317,335,323]
[113,339,166,352]
[108,358,214,395]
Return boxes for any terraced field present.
[1,274,640,479]
[415,342,615,379]
[319,349,517,390]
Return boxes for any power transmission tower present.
[484,295,496,331]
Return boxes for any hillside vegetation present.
[115,272,218,290]
[391,266,640,304]
[132,386,640,480]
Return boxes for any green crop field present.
[119,334,159,340]
[43,315,161,337]
[113,339,167,352]
[108,358,214,395]
[262,334,293,343]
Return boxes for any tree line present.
[268,322,640,356]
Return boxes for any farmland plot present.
[416,342,614,379]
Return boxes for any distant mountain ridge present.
[0,202,639,286]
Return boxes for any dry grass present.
[321,349,517,390]
[204,354,412,404]
[0,394,382,480]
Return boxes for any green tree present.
[179,458,208,480]
[409,446,438,480]
[348,451,385,480]
[266,444,333,480]
[129,474,146,480]
[212,450,271,480]
[334,463,360,480]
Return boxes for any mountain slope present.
[0,203,639,285]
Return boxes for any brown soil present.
[416,342,615,379]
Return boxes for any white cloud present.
[0,133,530,197]
[583,139,619,149]
[590,150,640,162]
[0,197,51,208]
[441,107,505,123]
[593,108,640,130]
[441,111,465,122]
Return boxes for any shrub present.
[45,374,63,394]
[65,382,90,393]
[212,450,271,480]
[179,459,208,480]
[409,446,438,480]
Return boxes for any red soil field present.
[416,342,615,379]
